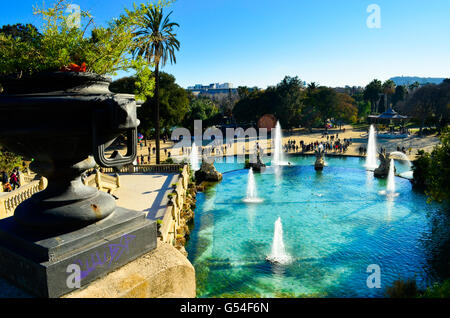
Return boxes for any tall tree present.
[408,81,420,92]
[363,79,382,114]
[311,87,339,127]
[274,76,305,128]
[307,82,319,94]
[0,24,40,42]
[133,6,180,164]
[403,84,439,135]
[335,93,358,125]
[392,85,408,107]
[382,80,396,111]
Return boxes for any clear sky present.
[3,0,450,88]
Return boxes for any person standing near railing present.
[1,171,8,185]
[9,169,20,190]
[1,171,11,192]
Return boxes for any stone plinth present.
[63,241,196,298]
[0,208,156,298]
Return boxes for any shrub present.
[386,279,421,298]
[163,158,174,164]
[0,0,156,78]
[412,129,450,203]
[411,150,431,189]
[0,147,23,173]
[421,280,450,298]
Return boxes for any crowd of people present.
[284,134,353,154]
[1,168,21,192]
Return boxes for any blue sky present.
[3,0,450,88]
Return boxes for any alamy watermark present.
[66,4,81,29]
[171,120,270,165]
[366,4,381,29]
[366,264,381,288]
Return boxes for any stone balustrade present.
[0,177,47,219]
[158,164,191,247]
[100,164,184,174]
[0,170,120,220]
[83,169,120,194]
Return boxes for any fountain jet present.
[379,158,399,197]
[365,125,378,170]
[190,141,200,171]
[266,217,292,265]
[386,158,396,193]
[273,121,287,166]
[243,168,263,203]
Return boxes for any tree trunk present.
[155,63,161,164]
[419,117,425,136]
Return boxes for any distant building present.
[187,82,237,96]
[333,86,364,95]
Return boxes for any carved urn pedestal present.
[195,156,223,183]
[245,151,266,172]
[314,147,326,171]
[0,72,156,297]
[374,152,396,178]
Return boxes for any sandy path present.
[126,125,441,164]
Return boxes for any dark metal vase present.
[0,72,139,232]
[0,72,158,298]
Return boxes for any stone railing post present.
[115,173,120,188]
[39,176,48,191]
[0,196,7,219]
[95,169,102,190]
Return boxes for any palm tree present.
[382,80,396,111]
[307,82,319,94]
[133,6,180,164]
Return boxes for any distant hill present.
[390,76,446,86]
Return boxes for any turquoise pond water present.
[185,155,450,298]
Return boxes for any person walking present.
[9,169,20,190]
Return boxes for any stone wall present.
[63,241,196,298]
[158,164,197,256]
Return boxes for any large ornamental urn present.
[0,72,156,297]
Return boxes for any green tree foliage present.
[233,76,305,127]
[109,76,137,94]
[392,85,408,107]
[183,97,220,132]
[0,24,40,42]
[382,79,396,111]
[233,77,357,130]
[108,57,155,101]
[363,79,382,114]
[110,71,187,139]
[233,89,272,124]
[412,129,450,203]
[421,280,450,298]
[0,147,23,173]
[352,92,371,121]
[398,81,450,134]
[335,93,358,124]
[386,279,421,298]
[139,72,188,138]
[274,76,305,128]
[0,0,158,77]
[386,278,450,298]
[308,87,339,126]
